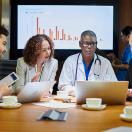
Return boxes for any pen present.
[35,64,38,73]
[34,64,41,82]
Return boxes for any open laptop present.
[75,81,129,105]
[17,81,55,103]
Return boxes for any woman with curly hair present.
[15,34,58,94]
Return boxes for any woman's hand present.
[31,72,41,82]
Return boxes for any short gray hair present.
[81,30,97,40]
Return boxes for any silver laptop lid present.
[75,81,128,105]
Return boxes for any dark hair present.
[121,26,132,36]
[0,25,9,36]
[81,30,97,40]
[23,34,54,66]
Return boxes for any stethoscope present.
[74,52,101,84]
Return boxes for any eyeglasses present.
[80,41,97,47]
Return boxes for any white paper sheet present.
[33,100,76,108]
[103,126,132,132]
[18,81,55,103]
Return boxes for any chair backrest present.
[0,60,17,80]
[52,61,64,95]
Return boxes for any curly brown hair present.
[23,34,54,66]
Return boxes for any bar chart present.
[18,5,113,50]
[36,17,79,41]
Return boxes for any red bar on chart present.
[57,31,59,40]
[64,34,66,40]
[38,27,40,34]
[49,29,54,40]
[68,35,70,40]
[62,29,64,40]
[56,26,58,40]
[36,17,39,34]
[43,29,45,34]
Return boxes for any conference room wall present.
[0,0,132,59]
[118,0,132,58]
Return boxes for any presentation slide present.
[18,5,113,50]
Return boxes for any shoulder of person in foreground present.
[126,59,132,87]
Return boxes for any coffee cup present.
[57,91,68,98]
[2,96,18,105]
[86,98,102,108]
[123,106,132,117]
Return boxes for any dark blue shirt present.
[121,44,132,64]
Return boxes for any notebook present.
[75,81,128,105]
[17,81,55,103]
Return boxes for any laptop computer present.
[17,81,55,103]
[75,81,129,105]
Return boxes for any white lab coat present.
[58,53,117,92]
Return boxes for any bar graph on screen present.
[36,17,79,41]
[18,5,113,50]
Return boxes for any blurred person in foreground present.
[0,25,12,98]
[126,59,132,100]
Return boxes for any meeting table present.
[0,100,132,132]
